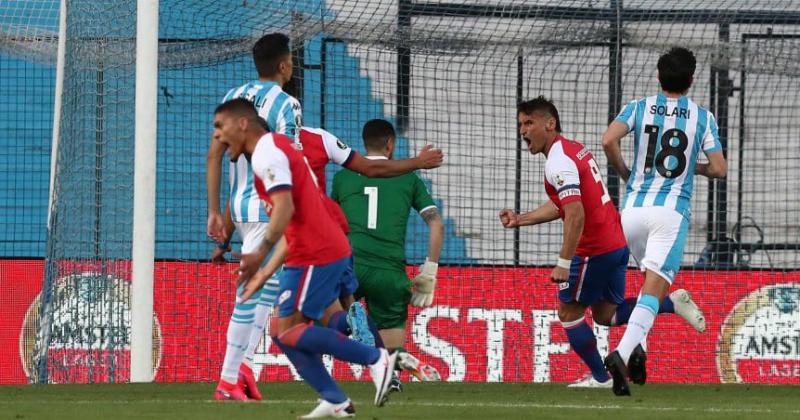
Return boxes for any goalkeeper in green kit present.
[331,119,444,389]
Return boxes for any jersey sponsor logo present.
[336,139,348,150]
[558,281,570,290]
[575,148,590,161]
[267,168,275,182]
[20,272,162,383]
[649,104,691,119]
[717,283,800,383]
[278,290,292,305]
[554,173,565,187]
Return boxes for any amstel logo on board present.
[19,272,161,383]
[718,283,800,384]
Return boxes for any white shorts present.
[621,206,689,284]
[235,221,280,305]
[234,222,268,253]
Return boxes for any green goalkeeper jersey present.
[331,161,436,271]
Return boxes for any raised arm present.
[602,121,631,183]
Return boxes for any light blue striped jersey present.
[221,81,302,222]
[615,93,721,216]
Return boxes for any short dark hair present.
[517,96,562,132]
[657,47,696,93]
[252,33,291,78]
[362,119,396,151]
[214,98,266,130]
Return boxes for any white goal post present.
[130,0,159,383]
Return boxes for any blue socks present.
[660,295,675,313]
[274,339,347,404]
[562,317,609,382]
[327,310,350,334]
[613,295,675,325]
[295,325,380,365]
[276,324,382,404]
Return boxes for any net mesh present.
[1,0,798,384]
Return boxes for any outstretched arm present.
[602,121,631,183]
[345,145,443,177]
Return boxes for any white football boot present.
[670,289,706,333]
[368,348,398,406]
[567,374,613,388]
[299,399,355,418]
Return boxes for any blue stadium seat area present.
[0,11,471,263]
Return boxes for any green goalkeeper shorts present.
[354,263,412,330]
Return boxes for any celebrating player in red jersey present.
[499,96,703,390]
[499,97,630,389]
[213,98,398,418]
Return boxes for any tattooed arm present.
[420,207,444,263]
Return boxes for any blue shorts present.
[558,246,629,306]
[339,255,359,298]
[276,256,350,320]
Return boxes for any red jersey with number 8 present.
[543,135,626,256]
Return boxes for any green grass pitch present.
[1,382,798,419]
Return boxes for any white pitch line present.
[1,399,798,415]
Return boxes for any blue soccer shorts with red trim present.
[276,255,350,320]
[558,246,629,306]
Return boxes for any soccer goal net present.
[1,0,799,384]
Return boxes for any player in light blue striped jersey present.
[206,33,300,401]
[601,47,727,396]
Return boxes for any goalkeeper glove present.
[411,259,438,307]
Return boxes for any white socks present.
[220,287,261,383]
[616,294,659,363]
[244,301,272,367]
